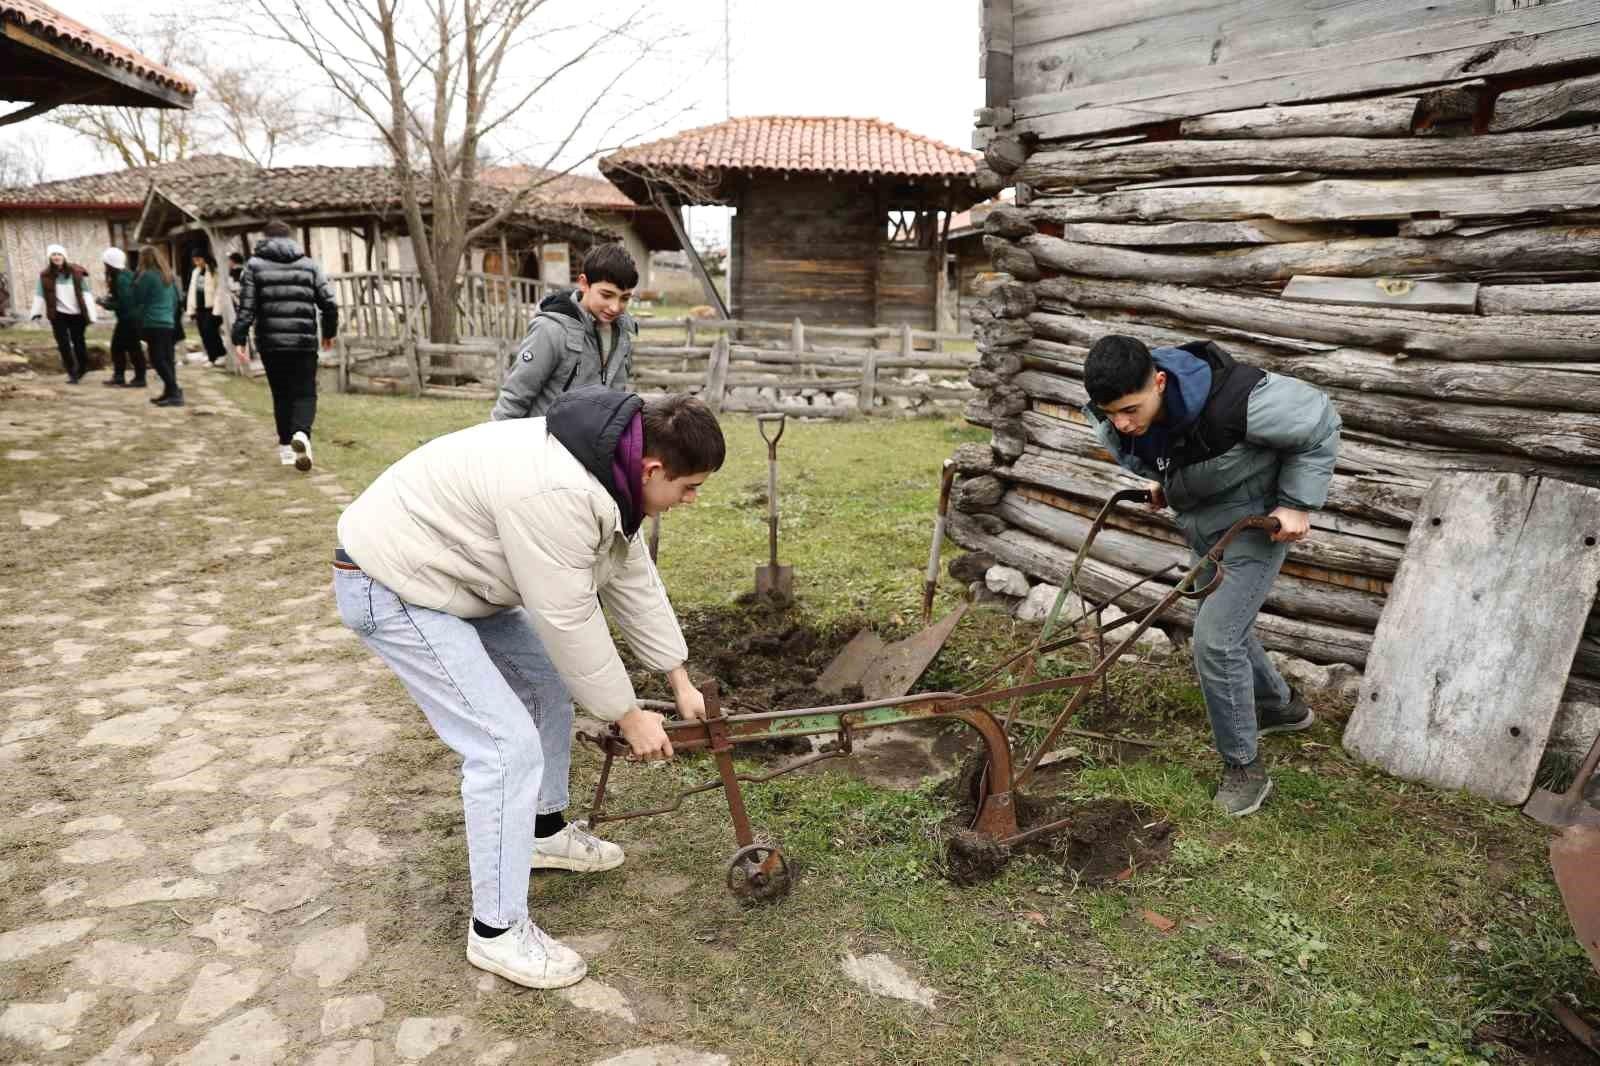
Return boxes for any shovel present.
[754,413,793,599]
[817,460,966,701]
[1525,730,1600,983]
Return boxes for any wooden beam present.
[1015,226,1600,286]
[1046,219,1351,246]
[652,190,728,319]
[1491,69,1600,131]
[1036,275,1600,362]
[1179,97,1421,139]
[1280,275,1480,313]
[1019,124,1600,188]
[1478,282,1600,314]
[1020,164,1600,224]
[1010,4,1600,138]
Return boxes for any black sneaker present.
[156,393,185,407]
[129,376,147,388]
[102,376,126,388]
[1215,758,1272,817]
[1258,687,1314,735]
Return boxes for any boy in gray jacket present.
[1083,335,1341,816]
[491,243,638,420]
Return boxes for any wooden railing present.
[329,270,547,342]
[330,312,979,417]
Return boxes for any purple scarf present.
[611,411,644,530]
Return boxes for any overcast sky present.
[1,1,983,177]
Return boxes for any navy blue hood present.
[1125,346,1213,471]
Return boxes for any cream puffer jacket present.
[335,416,686,721]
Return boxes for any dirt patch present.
[1478,1018,1600,1066]
[941,757,1175,886]
[627,600,870,757]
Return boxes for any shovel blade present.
[754,564,793,598]
[1552,825,1600,976]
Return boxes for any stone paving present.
[0,365,779,1065]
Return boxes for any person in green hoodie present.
[133,244,185,407]
[98,247,147,389]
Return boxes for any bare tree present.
[196,60,341,168]
[0,132,53,187]
[249,0,701,341]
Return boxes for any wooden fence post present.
[406,337,423,398]
[791,316,805,358]
[686,316,696,350]
[703,333,730,413]
[336,334,349,394]
[859,341,880,415]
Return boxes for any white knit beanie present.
[47,243,67,259]
[102,247,127,270]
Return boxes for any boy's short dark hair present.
[228,252,245,265]
[581,242,638,290]
[263,219,293,239]
[642,393,724,477]
[1084,335,1155,406]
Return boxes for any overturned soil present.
[943,757,1175,886]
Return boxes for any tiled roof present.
[478,165,637,209]
[600,116,978,181]
[0,155,253,208]
[145,165,617,240]
[0,1,195,97]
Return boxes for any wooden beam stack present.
[960,41,1600,737]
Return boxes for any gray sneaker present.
[1214,759,1272,817]
[1258,687,1314,735]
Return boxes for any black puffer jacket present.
[231,236,339,354]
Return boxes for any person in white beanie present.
[98,247,147,388]
[29,244,98,383]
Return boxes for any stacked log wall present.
[963,8,1600,748]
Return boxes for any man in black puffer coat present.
[233,219,340,472]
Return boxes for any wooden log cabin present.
[964,0,1600,752]
[600,116,985,331]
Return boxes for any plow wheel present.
[726,843,792,904]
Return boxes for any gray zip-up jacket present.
[491,289,635,420]
[1087,343,1341,556]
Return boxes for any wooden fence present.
[332,314,980,417]
[329,270,547,342]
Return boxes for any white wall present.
[0,212,120,318]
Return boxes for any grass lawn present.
[216,375,1600,1065]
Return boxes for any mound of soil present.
[626,600,868,754]
[942,755,1175,885]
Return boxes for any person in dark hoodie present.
[333,385,722,989]
[490,242,638,420]
[1082,335,1341,817]
[232,219,339,470]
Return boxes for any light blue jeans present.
[1189,528,1293,768]
[333,565,574,927]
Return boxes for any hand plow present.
[579,491,1282,903]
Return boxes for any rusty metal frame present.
[577,496,1282,899]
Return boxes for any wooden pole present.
[336,334,349,394]
[859,337,881,414]
[703,334,730,413]
[652,189,729,319]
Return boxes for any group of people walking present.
[29,219,337,467]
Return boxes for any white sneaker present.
[466,917,586,989]
[531,822,625,873]
[290,431,313,472]
[278,445,296,466]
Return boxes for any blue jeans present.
[333,565,574,927]
[1190,528,1293,767]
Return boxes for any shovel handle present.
[757,412,786,456]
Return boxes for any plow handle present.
[922,460,957,624]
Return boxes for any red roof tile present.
[1,1,195,97]
[601,116,978,181]
[0,155,253,209]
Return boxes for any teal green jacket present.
[104,269,140,327]
[131,271,181,329]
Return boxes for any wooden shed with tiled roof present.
[601,116,984,329]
